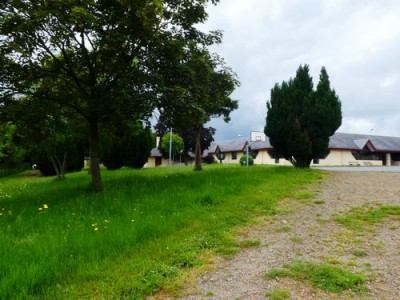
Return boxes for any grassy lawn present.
[0,164,321,299]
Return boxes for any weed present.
[265,287,291,300]
[266,261,366,293]
[290,236,302,244]
[352,250,367,257]
[335,204,400,231]
[239,239,261,248]
[275,225,291,233]
[314,199,325,204]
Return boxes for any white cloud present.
[204,0,400,140]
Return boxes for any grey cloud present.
[204,0,400,141]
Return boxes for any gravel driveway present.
[180,171,400,299]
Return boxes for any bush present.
[101,140,124,170]
[203,155,215,164]
[33,142,85,176]
[240,155,254,166]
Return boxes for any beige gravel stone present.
[179,171,400,300]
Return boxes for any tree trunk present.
[89,120,102,192]
[60,151,67,181]
[48,154,61,180]
[194,125,202,171]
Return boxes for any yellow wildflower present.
[94,228,99,231]
[38,207,43,211]
[43,204,48,209]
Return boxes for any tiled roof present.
[209,137,248,153]
[208,132,400,153]
[250,140,273,150]
[329,132,400,152]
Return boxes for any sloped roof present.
[329,132,400,152]
[209,137,248,153]
[250,139,273,150]
[150,147,163,157]
[208,132,400,153]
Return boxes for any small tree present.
[160,132,184,162]
[239,155,254,166]
[100,122,153,170]
[265,65,342,168]
[123,125,153,169]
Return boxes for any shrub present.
[203,155,215,164]
[239,155,253,166]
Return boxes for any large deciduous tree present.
[157,48,239,171]
[0,0,221,191]
[265,65,342,168]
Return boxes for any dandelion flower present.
[43,204,48,209]
[94,228,98,231]
[38,207,43,211]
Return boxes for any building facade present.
[209,132,400,167]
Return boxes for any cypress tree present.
[265,65,342,168]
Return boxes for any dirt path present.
[180,172,400,299]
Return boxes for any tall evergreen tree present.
[265,65,342,168]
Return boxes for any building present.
[209,132,400,167]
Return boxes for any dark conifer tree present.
[265,65,342,168]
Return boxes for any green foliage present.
[1,0,224,191]
[101,123,153,170]
[0,123,25,167]
[124,125,153,169]
[266,261,366,293]
[240,154,254,166]
[100,138,124,170]
[32,142,84,176]
[265,65,342,168]
[0,165,320,299]
[203,155,215,164]
[157,47,239,170]
[160,132,184,158]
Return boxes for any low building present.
[209,132,400,167]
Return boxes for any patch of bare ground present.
[174,172,400,299]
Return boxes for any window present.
[313,158,320,164]
[275,158,279,164]
[232,152,237,160]
[351,150,380,161]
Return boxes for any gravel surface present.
[179,171,400,299]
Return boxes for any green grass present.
[266,261,366,293]
[335,204,400,231]
[0,165,320,299]
[265,287,291,300]
[352,249,368,257]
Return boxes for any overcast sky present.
[201,0,400,141]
